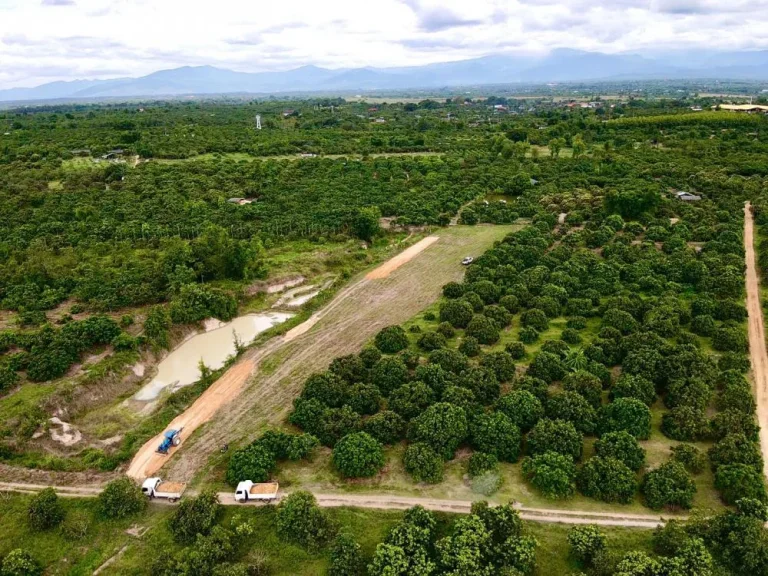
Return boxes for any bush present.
[359,346,382,368]
[661,406,708,441]
[429,348,469,375]
[436,322,455,339]
[226,444,276,486]
[496,390,543,432]
[465,314,500,345]
[403,443,444,483]
[691,314,716,336]
[374,325,410,354]
[527,419,583,461]
[458,336,480,357]
[563,371,603,409]
[26,488,64,531]
[610,374,656,406]
[443,281,464,299]
[711,408,759,441]
[577,456,636,504]
[276,491,333,550]
[593,431,646,471]
[545,391,597,434]
[457,366,500,404]
[566,316,588,330]
[468,452,499,478]
[671,444,705,474]
[597,398,651,440]
[505,341,526,360]
[712,326,748,353]
[527,351,565,383]
[522,451,576,499]
[363,411,405,445]
[499,295,520,313]
[483,304,512,328]
[519,327,539,344]
[521,309,549,332]
[568,525,606,566]
[417,331,446,351]
[389,381,434,420]
[169,284,237,324]
[481,351,516,382]
[371,357,410,395]
[332,432,385,478]
[642,462,696,510]
[708,433,763,472]
[346,383,381,416]
[170,490,220,544]
[439,299,474,329]
[714,464,768,505]
[470,412,521,462]
[409,403,468,459]
[1,550,42,576]
[329,532,364,576]
[718,352,750,373]
[97,478,146,519]
[561,328,582,344]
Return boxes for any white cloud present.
[0,0,767,88]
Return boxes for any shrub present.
[169,284,237,324]
[346,383,381,416]
[661,406,708,441]
[333,432,385,478]
[483,304,512,328]
[443,282,464,299]
[1,550,42,576]
[374,326,410,354]
[577,456,636,503]
[417,331,446,351]
[715,463,767,504]
[718,382,757,413]
[527,419,583,461]
[468,452,499,478]
[519,327,539,344]
[671,444,705,474]
[597,398,651,440]
[708,433,763,472]
[276,491,333,550]
[470,412,521,462]
[170,490,220,544]
[691,314,716,336]
[458,336,480,357]
[566,316,588,330]
[301,371,348,408]
[610,374,656,406]
[496,390,544,432]
[561,328,582,344]
[563,371,603,409]
[226,444,276,486]
[568,525,606,566]
[359,346,382,368]
[409,403,468,460]
[428,348,469,374]
[505,341,526,359]
[371,356,410,395]
[521,308,549,331]
[499,294,520,313]
[522,451,576,499]
[97,478,146,519]
[593,431,646,471]
[465,314,500,345]
[718,352,750,373]
[642,462,696,510]
[389,381,434,420]
[526,351,565,383]
[457,366,500,404]
[546,391,597,434]
[363,411,405,445]
[329,533,364,576]
[436,322,455,339]
[711,408,759,441]
[403,443,444,483]
[481,351,516,382]
[439,300,474,329]
[60,511,90,541]
[712,326,748,353]
[27,488,64,531]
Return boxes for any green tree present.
[170,490,220,544]
[226,443,276,486]
[593,431,646,471]
[597,398,651,439]
[714,463,768,505]
[642,462,697,510]
[97,478,146,519]
[470,411,522,462]
[577,456,636,504]
[496,390,544,432]
[568,525,606,566]
[403,443,444,483]
[276,491,333,550]
[527,419,583,461]
[351,206,381,242]
[1,550,42,576]
[409,402,468,460]
[26,487,64,531]
[329,532,364,576]
[374,325,410,354]
[332,432,385,478]
[522,451,576,499]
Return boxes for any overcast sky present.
[1,0,767,89]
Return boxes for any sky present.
[1,0,767,89]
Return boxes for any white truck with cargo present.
[234,481,279,503]
[141,477,186,502]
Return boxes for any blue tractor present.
[156,427,183,455]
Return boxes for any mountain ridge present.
[2,49,768,102]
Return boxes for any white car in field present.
[461,256,474,266]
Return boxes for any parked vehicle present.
[234,481,279,502]
[461,256,474,265]
[141,477,186,502]
[156,427,183,454]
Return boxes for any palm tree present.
[564,348,588,373]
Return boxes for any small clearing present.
[366,236,439,279]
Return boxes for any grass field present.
[0,492,654,575]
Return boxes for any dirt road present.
[0,482,668,528]
[163,225,517,481]
[126,360,255,479]
[743,202,768,482]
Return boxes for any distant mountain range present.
[2,49,768,103]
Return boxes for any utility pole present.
[255,115,262,130]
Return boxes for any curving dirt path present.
[743,202,768,481]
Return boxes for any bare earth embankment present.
[743,202,768,481]
[156,225,517,481]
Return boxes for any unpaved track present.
[0,482,668,528]
[165,226,517,481]
[744,201,768,481]
[366,236,439,279]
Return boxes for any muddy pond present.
[133,312,293,401]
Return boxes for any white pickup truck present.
[234,481,279,503]
[141,477,187,502]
